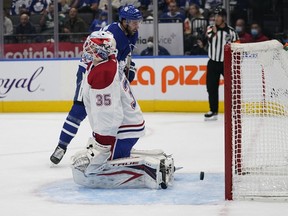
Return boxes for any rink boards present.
[0,57,224,112]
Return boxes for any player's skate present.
[204,111,218,121]
[50,146,66,164]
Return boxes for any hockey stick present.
[125,53,132,80]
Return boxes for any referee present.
[204,7,239,120]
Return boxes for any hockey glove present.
[125,61,137,83]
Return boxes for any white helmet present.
[82,31,117,63]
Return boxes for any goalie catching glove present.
[71,137,111,174]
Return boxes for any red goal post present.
[224,40,288,200]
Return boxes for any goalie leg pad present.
[72,156,159,189]
[72,155,175,189]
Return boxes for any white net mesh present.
[229,40,288,199]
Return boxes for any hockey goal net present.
[224,40,288,200]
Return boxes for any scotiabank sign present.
[4,43,83,58]
[0,58,224,102]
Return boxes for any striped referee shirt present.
[191,18,208,35]
[207,24,239,62]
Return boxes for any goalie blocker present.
[71,139,174,189]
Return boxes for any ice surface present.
[37,173,224,205]
[1,113,288,216]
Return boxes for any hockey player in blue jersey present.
[50,5,143,164]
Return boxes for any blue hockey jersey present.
[103,23,138,61]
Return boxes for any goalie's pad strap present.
[131,148,164,156]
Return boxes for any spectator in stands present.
[62,7,88,42]
[97,0,121,22]
[29,0,48,14]
[184,17,192,35]
[98,0,120,11]
[186,3,206,36]
[158,0,175,13]
[39,3,55,33]
[89,11,108,32]
[140,36,170,56]
[160,1,185,23]
[204,0,222,11]
[120,0,141,8]
[250,22,269,42]
[185,35,207,55]
[138,4,152,20]
[39,2,66,34]
[3,9,13,36]
[235,18,252,43]
[70,0,99,13]
[139,0,151,8]
[186,2,202,20]
[183,3,207,55]
[178,0,201,12]
[230,0,249,26]
[184,26,194,54]
[15,13,37,43]
[10,0,31,15]
[59,0,70,13]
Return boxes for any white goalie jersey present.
[82,54,145,140]
[72,31,174,190]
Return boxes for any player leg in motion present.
[49,61,88,165]
[70,31,174,189]
[49,31,101,165]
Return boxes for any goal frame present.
[225,43,250,200]
[224,43,240,200]
[224,41,288,200]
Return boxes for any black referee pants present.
[206,59,224,113]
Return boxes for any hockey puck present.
[200,171,205,180]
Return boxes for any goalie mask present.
[82,31,117,64]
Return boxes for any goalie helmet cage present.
[224,40,288,201]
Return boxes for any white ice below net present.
[230,40,288,199]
